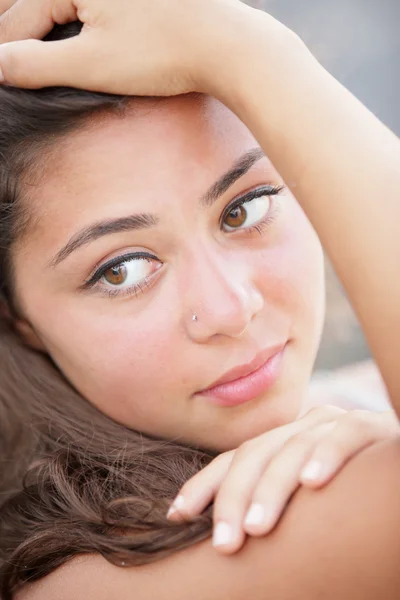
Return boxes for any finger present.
[192,407,345,552]
[295,404,346,424]
[0,0,77,43]
[167,406,346,525]
[0,0,54,43]
[243,422,335,537]
[300,410,400,488]
[0,0,18,16]
[234,404,345,460]
[0,35,100,88]
[253,403,344,456]
[210,434,304,555]
[166,451,234,522]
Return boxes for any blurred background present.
[248,0,400,370]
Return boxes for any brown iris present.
[225,205,247,229]
[104,264,127,286]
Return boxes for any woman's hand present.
[167,406,400,554]
[0,0,278,95]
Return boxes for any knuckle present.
[286,430,314,449]
[212,450,235,472]
[263,457,292,491]
[320,416,371,455]
[320,405,346,419]
[52,0,77,23]
[184,452,231,486]
[320,436,350,460]
[213,450,233,466]
[213,501,232,520]
[234,439,258,461]
[315,432,344,455]
[0,44,19,80]
[303,405,345,422]
[341,410,375,432]
[346,408,369,419]
[223,449,236,462]
[177,478,199,500]
[1,40,31,82]
[301,406,320,419]
[213,485,248,520]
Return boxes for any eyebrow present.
[49,147,265,268]
[200,147,265,207]
[49,214,158,267]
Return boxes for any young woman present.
[0,1,399,599]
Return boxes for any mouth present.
[196,342,288,407]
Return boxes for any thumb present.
[0,36,98,89]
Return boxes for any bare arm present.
[18,438,400,600]
[216,17,400,413]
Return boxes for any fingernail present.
[244,504,278,531]
[167,494,185,519]
[213,522,233,547]
[244,503,265,527]
[301,460,324,481]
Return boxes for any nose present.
[183,251,264,343]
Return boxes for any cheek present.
[255,199,325,335]
[38,303,183,424]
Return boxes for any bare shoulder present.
[18,439,400,600]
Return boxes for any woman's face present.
[13,94,325,452]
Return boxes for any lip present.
[196,342,288,408]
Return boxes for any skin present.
[8,91,399,562]
[18,440,400,600]
[13,94,325,453]
[1,2,400,598]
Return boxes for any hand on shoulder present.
[17,438,400,600]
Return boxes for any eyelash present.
[83,184,285,298]
[82,252,159,297]
[221,184,284,234]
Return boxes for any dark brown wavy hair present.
[0,22,215,600]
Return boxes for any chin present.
[200,404,297,453]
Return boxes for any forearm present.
[215,12,400,415]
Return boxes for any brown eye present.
[96,256,161,293]
[104,264,127,286]
[223,195,271,232]
[225,205,247,229]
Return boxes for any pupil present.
[226,205,246,228]
[104,264,127,285]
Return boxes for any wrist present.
[201,8,308,107]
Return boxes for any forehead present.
[20,94,261,244]
[40,93,257,193]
